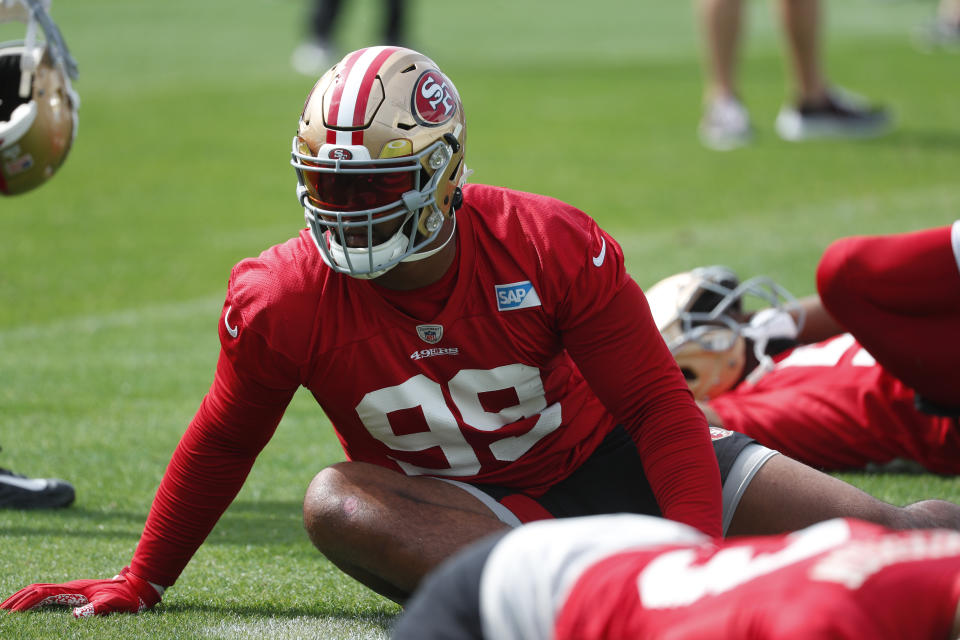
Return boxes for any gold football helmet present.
[291,46,467,279]
[0,0,78,196]
[646,266,804,400]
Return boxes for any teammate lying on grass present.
[647,223,960,473]
[393,513,960,640]
[3,49,960,617]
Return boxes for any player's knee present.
[816,236,867,313]
[901,500,960,530]
[302,462,371,551]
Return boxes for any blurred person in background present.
[291,0,410,76]
[647,222,960,473]
[393,514,960,640]
[697,0,891,150]
[0,0,78,509]
[915,0,960,49]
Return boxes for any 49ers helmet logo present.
[412,70,458,126]
[328,148,353,160]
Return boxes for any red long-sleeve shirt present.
[131,184,720,586]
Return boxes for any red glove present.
[0,567,162,618]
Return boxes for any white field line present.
[0,295,223,346]
[199,616,391,640]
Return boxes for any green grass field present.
[1,0,958,637]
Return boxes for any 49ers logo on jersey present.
[412,70,458,126]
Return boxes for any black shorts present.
[472,425,755,521]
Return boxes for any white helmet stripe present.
[325,46,399,147]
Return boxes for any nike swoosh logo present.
[224,306,239,338]
[592,238,607,267]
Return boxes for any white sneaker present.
[290,39,336,77]
[699,96,754,151]
[912,18,960,53]
[775,88,892,142]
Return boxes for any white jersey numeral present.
[355,363,562,476]
[776,333,876,369]
[637,519,852,608]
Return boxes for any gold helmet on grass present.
[647,265,804,400]
[0,0,78,196]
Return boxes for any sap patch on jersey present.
[495,281,542,312]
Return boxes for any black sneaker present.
[775,89,892,141]
[0,467,75,509]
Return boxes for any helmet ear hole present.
[689,267,742,317]
[448,158,462,182]
[0,53,28,121]
[442,132,460,153]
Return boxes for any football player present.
[3,48,960,617]
[393,513,960,639]
[648,223,960,473]
[0,0,78,508]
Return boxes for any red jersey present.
[129,184,719,586]
[709,334,960,473]
[553,517,960,640]
[476,515,960,640]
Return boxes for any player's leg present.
[290,0,342,76]
[696,0,754,150]
[310,0,343,43]
[382,0,406,46]
[699,0,743,102]
[777,0,828,104]
[302,461,508,603]
[816,223,960,409]
[303,425,687,602]
[726,453,960,536]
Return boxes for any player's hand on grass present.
[0,567,162,617]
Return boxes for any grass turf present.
[1,0,958,637]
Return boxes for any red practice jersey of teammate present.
[546,517,960,640]
[708,333,960,473]
[129,184,719,586]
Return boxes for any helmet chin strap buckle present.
[401,189,429,214]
